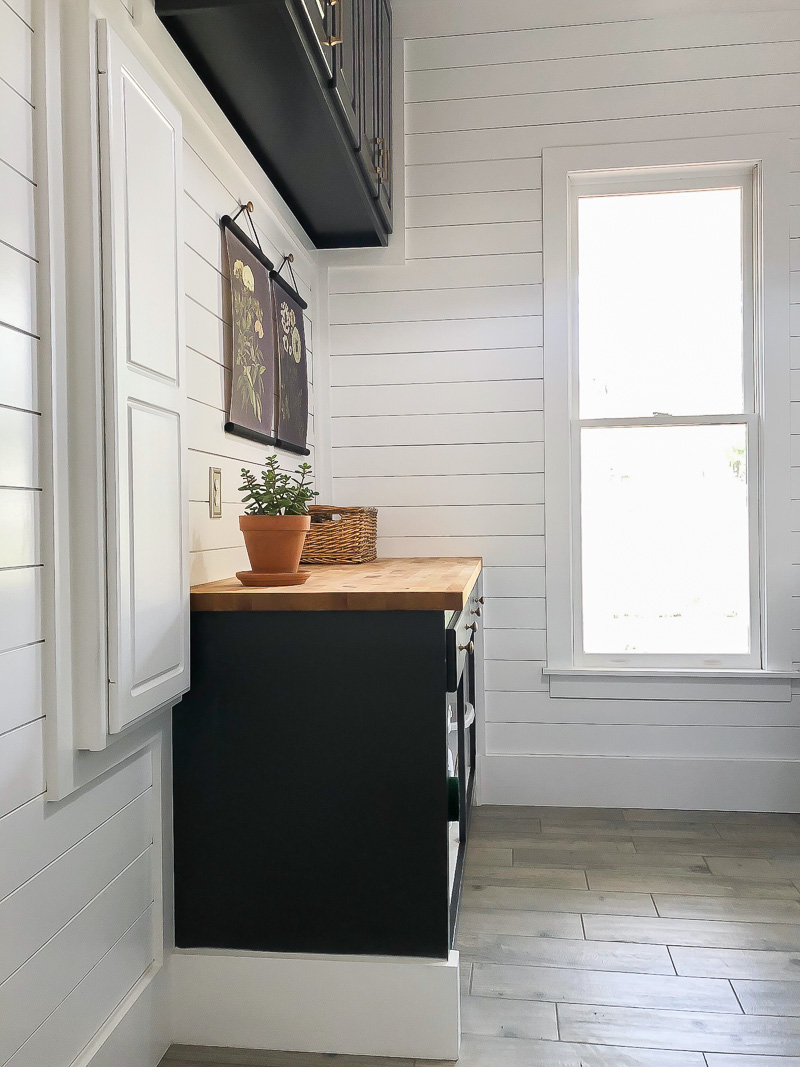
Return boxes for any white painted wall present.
[329,2,800,810]
[182,136,325,585]
[1,0,330,1061]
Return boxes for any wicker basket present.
[300,505,378,565]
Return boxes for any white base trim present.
[171,949,461,1061]
[479,754,800,811]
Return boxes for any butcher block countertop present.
[190,557,483,612]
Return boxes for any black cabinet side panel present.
[173,610,449,958]
[158,3,385,247]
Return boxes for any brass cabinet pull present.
[458,640,475,655]
[478,596,485,604]
[375,137,389,184]
[324,35,343,45]
[470,606,481,617]
[467,621,478,633]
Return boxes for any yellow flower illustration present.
[283,335,289,352]
[242,264,255,292]
[254,319,263,338]
[289,308,296,327]
[280,302,291,333]
[233,259,244,278]
[291,326,302,363]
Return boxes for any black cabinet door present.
[375,0,392,230]
[296,0,334,79]
[356,0,379,196]
[331,0,360,147]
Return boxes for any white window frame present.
[542,135,793,700]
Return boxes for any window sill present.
[542,667,797,702]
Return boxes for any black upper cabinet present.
[355,0,391,230]
[357,0,379,198]
[331,0,360,148]
[156,0,391,248]
[297,0,334,79]
[375,0,392,229]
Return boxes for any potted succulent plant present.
[238,455,318,578]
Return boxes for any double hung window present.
[542,139,792,687]
[575,170,757,666]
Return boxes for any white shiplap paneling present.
[330,7,800,808]
[0,9,167,1066]
[0,719,43,819]
[332,473,544,507]
[0,325,37,412]
[0,160,35,259]
[0,643,41,737]
[332,441,545,478]
[0,485,37,558]
[4,906,156,1067]
[182,139,318,584]
[0,849,153,1064]
[330,348,543,387]
[331,379,542,417]
[403,13,800,71]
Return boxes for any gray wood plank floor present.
[162,805,800,1067]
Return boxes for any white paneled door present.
[97,21,189,734]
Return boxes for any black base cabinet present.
[172,590,480,959]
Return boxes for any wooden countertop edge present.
[189,558,482,612]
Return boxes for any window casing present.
[542,137,792,689]
[572,168,758,669]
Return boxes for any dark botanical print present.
[272,275,309,452]
[224,228,276,438]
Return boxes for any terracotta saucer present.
[236,570,311,587]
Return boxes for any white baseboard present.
[478,754,800,811]
[171,949,461,1061]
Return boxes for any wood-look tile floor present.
[162,806,800,1067]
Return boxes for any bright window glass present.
[580,424,751,656]
[578,188,745,419]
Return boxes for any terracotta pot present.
[239,514,311,574]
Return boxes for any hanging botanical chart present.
[222,217,277,445]
[271,271,309,455]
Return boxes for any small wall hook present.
[277,252,300,294]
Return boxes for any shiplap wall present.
[329,5,800,809]
[183,142,320,586]
[0,0,323,1057]
[0,0,163,1062]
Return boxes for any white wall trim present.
[543,668,795,701]
[542,133,792,688]
[170,949,461,1061]
[479,753,800,811]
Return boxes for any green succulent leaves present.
[239,455,318,516]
